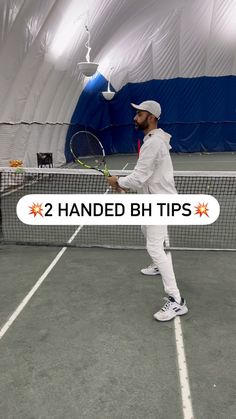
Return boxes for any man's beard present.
[135,115,149,131]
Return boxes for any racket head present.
[70,131,110,176]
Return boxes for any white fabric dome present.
[0,0,236,166]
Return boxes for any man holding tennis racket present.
[107,100,188,321]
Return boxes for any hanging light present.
[102,67,115,100]
[78,25,98,77]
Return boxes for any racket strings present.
[71,132,105,169]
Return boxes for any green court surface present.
[104,151,236,171]
[0,245,235,419]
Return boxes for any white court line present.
[164,234,195,418]
[0,164,128,341]
[174,317,195,419]
[122,162,129,170]
[0,226,85,341]
[0,246,67,340]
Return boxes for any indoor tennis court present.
[1,1,236,419]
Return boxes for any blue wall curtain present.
[65,75,236,161]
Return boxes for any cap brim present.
[130,103,145,111]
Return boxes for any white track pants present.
[142,225,181,302]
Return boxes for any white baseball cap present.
[131,100,161,119]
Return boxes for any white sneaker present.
[141,264,160,275]
[153,296,188,322]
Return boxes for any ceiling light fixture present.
[78,25,98,77]
[102,67,115,100]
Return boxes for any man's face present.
[134,110,151,130]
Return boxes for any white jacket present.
[118,128,177,194]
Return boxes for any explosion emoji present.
[29,202,44,217]
[194,202,209,217]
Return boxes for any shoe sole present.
[141,271,160,275]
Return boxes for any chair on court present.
[37,153,53,168]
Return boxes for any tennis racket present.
[70,131,110,176]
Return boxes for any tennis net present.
[0,167,235,250]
